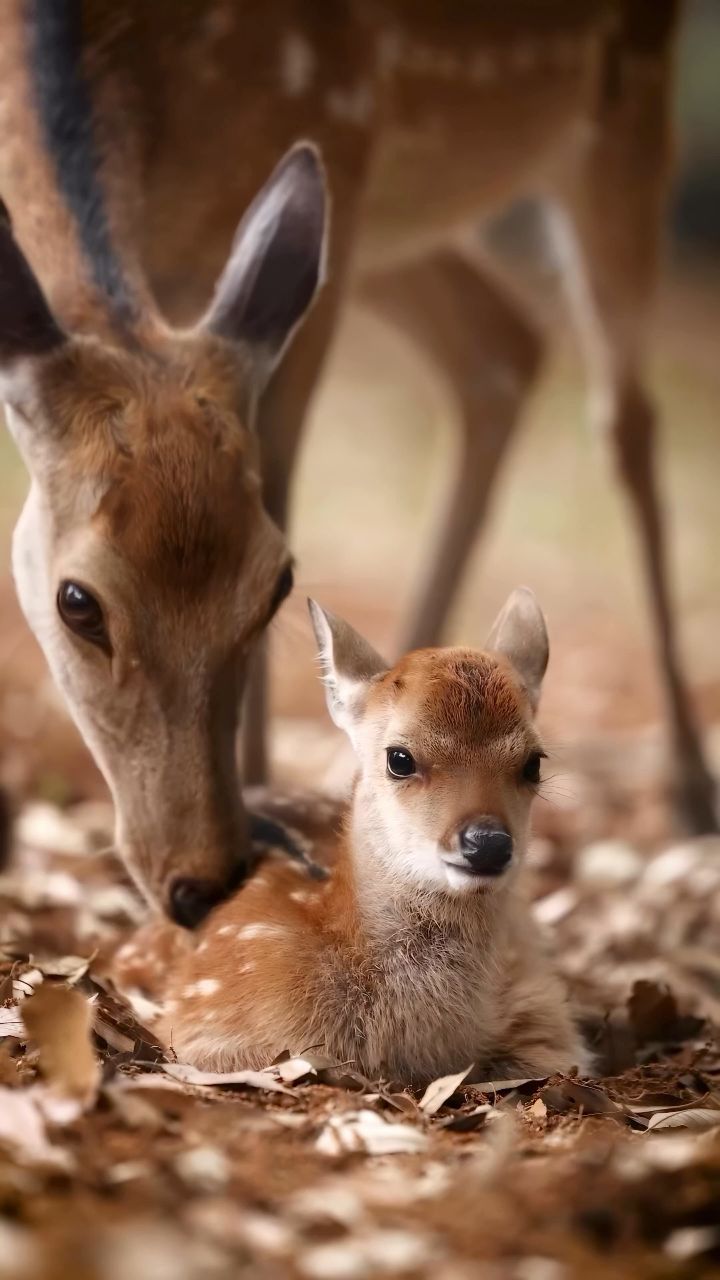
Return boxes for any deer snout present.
[458,822,513,877]
[168,862,247,929]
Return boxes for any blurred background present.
[0,0,718,852]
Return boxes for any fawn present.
[153,589,586,1084]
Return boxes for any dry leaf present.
[163,1061,293,1095]
[0,1006,25,1040]
[473,1077,546,1095]
[541,1081,623,1118]
[273,1056,319,1084]
[0,1085,73,1169]
[316,1109,428,1156]
[35,955,90,983]
[437,1104,494,1132]
[646,1108,720,1132]
[419,1065,473,1116]
[22,983,100,1105]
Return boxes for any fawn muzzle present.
[458,821,513,877]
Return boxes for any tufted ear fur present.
[308,599,387,738]
[485,587,549,713]
[203,142,327,393]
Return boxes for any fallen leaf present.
[541,1080,623,1118]
[22,983,100,1105]
[273,1056,319,1084]
[437,1104,494,1132]
[35,955,90,983]
[473,1077,547,1095]
[419,1065,473,1115]
[163,1061,293,1095]
[0,1006,25,1040]
[647,1108,720,1132]
[316,1109,428,1157]
[664,1226,720,1259]
[0,1085,73,1169]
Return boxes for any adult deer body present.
[0,0,714,922]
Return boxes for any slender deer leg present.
[550,44,718,833]
[359,250,544,653]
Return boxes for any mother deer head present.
[0,144,327,924]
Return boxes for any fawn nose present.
[169,868,246,929]
[458,822,513,877]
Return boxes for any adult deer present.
[0,0,715,925]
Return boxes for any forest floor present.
[1,728,720,1280]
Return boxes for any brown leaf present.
[22,983,100,1106]
[541,1080,623,1118]
[419,1066,473,1116]
[627,980,679,1044]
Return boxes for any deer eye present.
[387,748,416,778]
[521,751,544,786]
[57,581,109,651]
[267,564,294,621]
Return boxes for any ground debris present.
[1,803,720,1277]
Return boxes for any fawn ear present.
[203,142,327,390]
[485,587,549,713]
[0,209,66,397]
[308,599,388,739]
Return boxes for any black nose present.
[169,877,230,929]
[458,823,513,877]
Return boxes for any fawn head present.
[0,145,327,922]
[309,589,548,895]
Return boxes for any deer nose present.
[169,873,242,929]
[458,823,513,877]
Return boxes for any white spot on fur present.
[469,52,497,84]
[217,925,234,937]
[290,890,311,904]
[237,924,286,941]
[280,31,316,96]
[182,978,220,998]
[326,82,374,126]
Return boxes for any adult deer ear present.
[486,586,549,713]
[203,142,328,388]
[0,210,66,390]
[308,599,387,741]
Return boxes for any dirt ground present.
[1,781,720,1280]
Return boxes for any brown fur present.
[118,605,586,1086]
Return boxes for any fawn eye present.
[387,748,416,778]
[268,564,294,621]
[57,581,109,651]
[521,751,544,786]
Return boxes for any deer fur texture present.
[133,589,588,1086]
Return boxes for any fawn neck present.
[339,781,510,947]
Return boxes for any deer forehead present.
[38,346,283,600]
[368,648,533,762]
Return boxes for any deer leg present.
[550,42,717,833]
[359,250,544,653]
